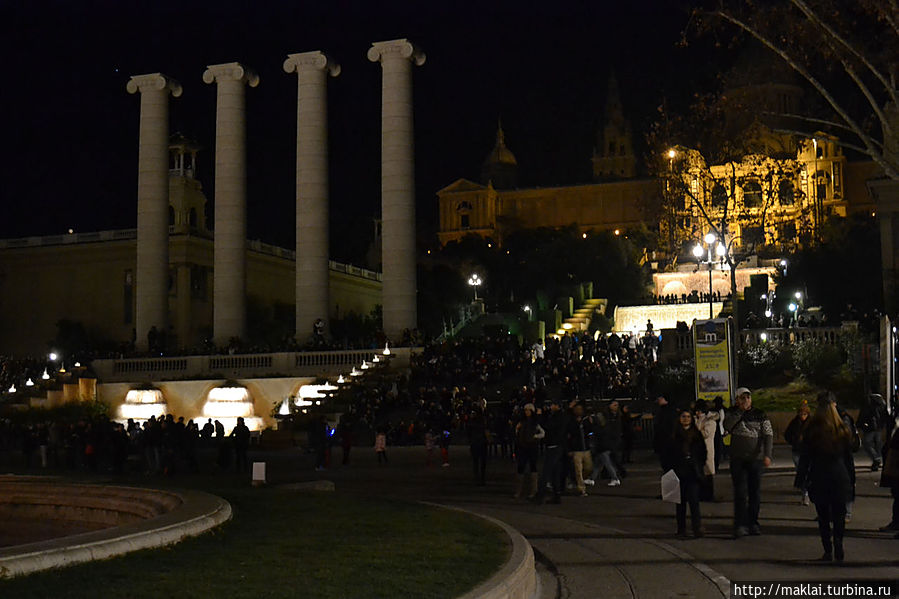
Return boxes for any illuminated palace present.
[438,70,879,255]
[437,75,658,246]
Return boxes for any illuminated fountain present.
[117,388,167,424]
[201,386,264,434]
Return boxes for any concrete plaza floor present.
[267,444,899,599]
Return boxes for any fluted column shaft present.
[127,73,181,351]
[203,63,258,345]
[284,51,340,341]
[368,39,425,341]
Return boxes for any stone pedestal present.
[126,73,182,352]
[283,51,340,341]
[368,39,425,341]
[203,63,259,345]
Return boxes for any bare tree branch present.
[791,0,899,114]
[712,9,899,181]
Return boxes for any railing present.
[113,357,189,375]
[0,229,383,282]
[208,355,273,370]
[294,350,374,368]
[437,304,479,342]
[741,326,846,346]
[93,347,413,383]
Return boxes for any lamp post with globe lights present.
[692,232,726,319]
[467,274,482,302]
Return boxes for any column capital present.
[283,51,341,77]
[367,39,426,66]
[126,73,182,97]
[202,62,260,87]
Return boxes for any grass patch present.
[751,379,822,412]
[0,487,508,599]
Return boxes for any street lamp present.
[467,274,483,301]
[692,232,726,319]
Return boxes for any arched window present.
[710,183,727,209]
[742,181,762,208]
[778,179,795,206]
[189,207,198,228]
[457,201,472,230]
[168,206,175,226]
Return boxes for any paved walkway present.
[281,446,899,598]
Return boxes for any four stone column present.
[368,39,425,341]
[126,73,182,352]
[283,51,341,341]
[203,63,259,345]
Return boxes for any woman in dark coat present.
[668,409,707,538]
[803,392,855,562]
[878,421,899,534]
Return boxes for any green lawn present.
[0,487,508,599]
[752,379,822,412]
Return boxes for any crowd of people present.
[4,331,899,563]
[0,413,252,476]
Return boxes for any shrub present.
[653,358,695,408]
[738,343,792,389]
[791,340,846,387]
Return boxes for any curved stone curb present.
[0,486,231,579]
[423,502,537,599]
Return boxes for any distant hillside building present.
[0,137,381,356]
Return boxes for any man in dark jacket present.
[653,395,676,468]
[535,400,568,504]
[566,403,593,496]
[859,393,887,471]
[724,387,774,538]
[467,399,490,486]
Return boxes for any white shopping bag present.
[661,469,681,504]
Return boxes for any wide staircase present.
[562,297,607,333]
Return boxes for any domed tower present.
[592,72,636,181]
[168,133,208,234]
[480,121,518,189]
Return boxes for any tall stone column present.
[368,39,425,341]
[283,51,340,341]
[203,63,259,345]
[126,73,182,352]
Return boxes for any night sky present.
[0,0,721,264]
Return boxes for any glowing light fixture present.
[337,374,346,384]
[765,310,772,318]
[8,385,16,393]
[383,344,391,356]
[667,148,676,159]
[760,332,768,342]
[41,369,50,380]
[562,323,574,330]
[278,399,292,416]
[118,388,167,423]
[692,244,704,258]
[794,291,802,300]
[788,303,797,312]
[704,232,716,244]
[202,386,263,434]
[48,352,58,362]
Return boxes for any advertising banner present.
[693,317,736,408]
